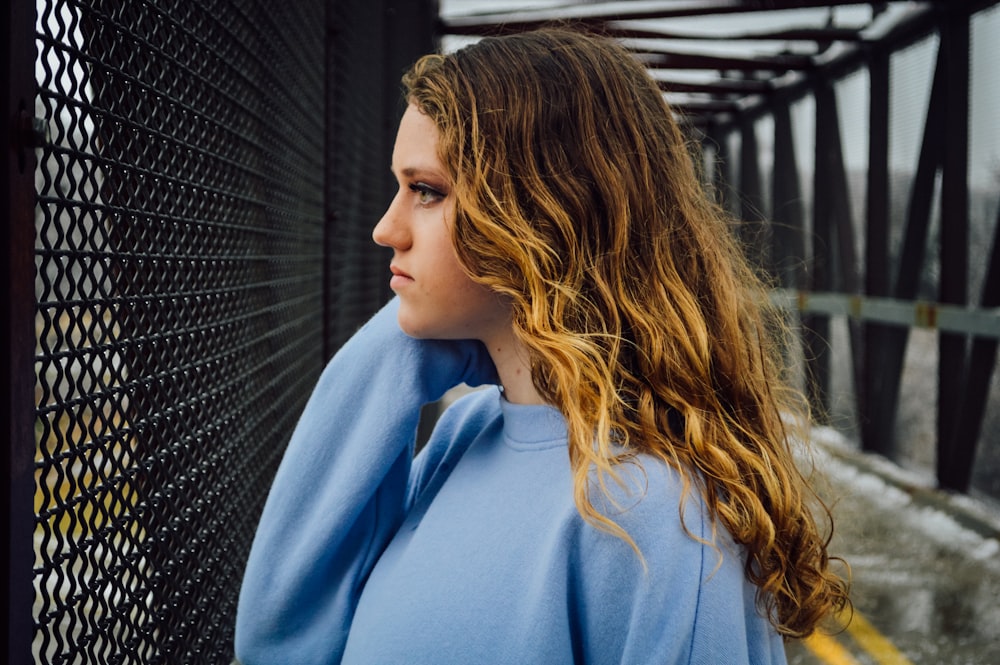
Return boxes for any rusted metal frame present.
[3,0,39,661]
[937,10,973,492]
[870,34,947,463]
[861,48,894,456]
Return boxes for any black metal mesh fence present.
[28,0,437,659]
[32,1,327,662]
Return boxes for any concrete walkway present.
[786,429,1000,665]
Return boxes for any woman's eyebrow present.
[391,165,445,180]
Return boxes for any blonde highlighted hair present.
[403,27,849,638]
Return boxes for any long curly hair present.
[403,27,849,638]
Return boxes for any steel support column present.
[861,48,893,457]
[3,0,39,661]
[739,119,769,274]
[771,104,805,292]
[873,38,947,461]
[938,9,973,491]
[810,82,836,421]
[815,78,864,425]
[947,196,1000,489]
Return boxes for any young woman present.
[235,28,850,664]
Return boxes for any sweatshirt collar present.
[498,393,567,450]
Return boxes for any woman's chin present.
[396,309,433,339]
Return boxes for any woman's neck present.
[483,325,546,405]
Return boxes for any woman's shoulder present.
[569,455,779,663]
[593,454,709,537]
[575,454,749,610]
[406,387,502,506]
[572,459,721,598]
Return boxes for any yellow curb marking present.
[804,630,863,665]
[805,607,916,665]
[843,610,915,665]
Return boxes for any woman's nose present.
[372,193,410,249]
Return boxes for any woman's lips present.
[389,266,414,289]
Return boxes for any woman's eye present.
[409,182,445,205]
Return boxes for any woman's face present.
[373,104,510,342]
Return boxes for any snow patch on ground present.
[806,426,1000,570]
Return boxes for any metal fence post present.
[3,0,40,661]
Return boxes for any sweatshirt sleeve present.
[234,297,497,665]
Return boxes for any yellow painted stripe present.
[803,630,863,665]
[843,610,915,665]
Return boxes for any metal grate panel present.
[32,1,325,662]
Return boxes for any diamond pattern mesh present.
[33,1,325,662]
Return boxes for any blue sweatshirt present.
[235,298,788,664]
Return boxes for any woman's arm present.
[234,297,495,665]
